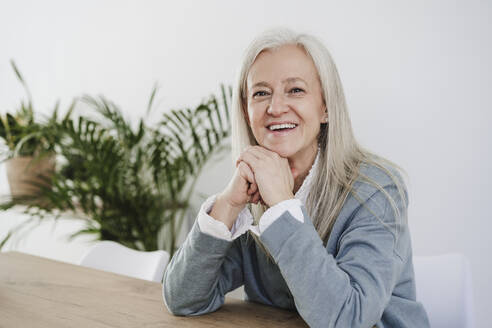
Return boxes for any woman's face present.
[245,44,326,160]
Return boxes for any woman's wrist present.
[209,193,244,230]
[267,192,295,208]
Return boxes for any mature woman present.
[163,28,430,328]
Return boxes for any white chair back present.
[413,253,475,328]
[80,241,169,283]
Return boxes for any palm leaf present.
[1,84,232,257]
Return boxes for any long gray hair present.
[231,27,408,250]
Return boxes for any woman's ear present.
[321,107,328,123]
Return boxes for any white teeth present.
[268,123,297,131]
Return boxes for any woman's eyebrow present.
[251,81,271,89]
[282,77,308,85]
[251,77,307,89]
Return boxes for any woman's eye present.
[253,91,268,98]
[290,88,304,94]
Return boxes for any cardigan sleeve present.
[162,218,244,316]
[259,184,406,328]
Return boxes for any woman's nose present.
[267,93,289,116]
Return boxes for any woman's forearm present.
[163,199,244,316]
[209,193,243,230]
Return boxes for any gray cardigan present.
[162,163,430,327]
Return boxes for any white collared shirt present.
[198,151,320,241]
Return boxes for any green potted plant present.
[1,84,231,257]
[0,61,74,202]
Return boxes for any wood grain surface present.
[0,251,307,327]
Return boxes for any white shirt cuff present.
[197,195,254,241]
[232,206,255,239]
[259,198,304,233]
[197,194,232,241]
[197,196,304,240]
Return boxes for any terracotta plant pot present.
[5,155,55,199]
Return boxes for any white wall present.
[1,1,491,326]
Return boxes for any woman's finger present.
[236,147,259,167]
[237,151,260,170]
[237,161,255,185]
[251,191,261,204]
[250,145,277,159]
[247,181,258,195]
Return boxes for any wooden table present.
[0,252,307,327]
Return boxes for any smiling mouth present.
[267,123,298,131]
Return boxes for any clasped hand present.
[221,146,296,210]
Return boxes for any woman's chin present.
[262,144,296,158]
